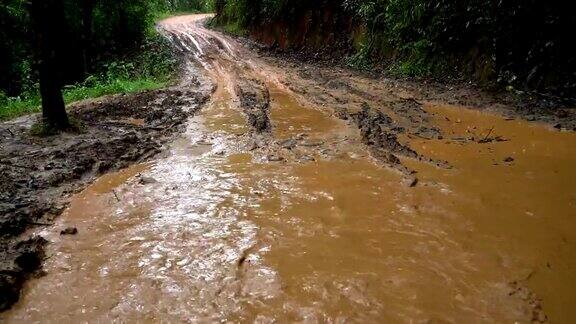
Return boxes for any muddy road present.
[3,14,576,322]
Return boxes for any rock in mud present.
[267,155,285,162]
[60,227,78,235]
[279,138,297,149]
[196,139,213,146]
[138,176,158,185]
[299,155,316,162]
[405,177,419,188]
[300,139,324,147]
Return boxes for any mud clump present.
[509,280,549,323]
[0,236,46,311]
[0,87,209,311]
[60,227,78,235]
[235,78,272,134]
[352,103,419,157]
[342,103,417,173]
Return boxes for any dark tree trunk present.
[30,0,70,129]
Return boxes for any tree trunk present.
[30,0,70,129]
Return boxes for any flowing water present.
[4,14,576,323]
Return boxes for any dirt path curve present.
[3,14,576,322]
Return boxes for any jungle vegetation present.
[214,0,575,99]
[0,0,213,122]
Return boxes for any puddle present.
[404,104,576,323]
[3,15,576,323]
[270,86,343,139]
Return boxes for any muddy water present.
[405,105,576,323]
[4,14,576,323]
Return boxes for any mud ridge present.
[0,87,209,311]
[235,78,272,134]
[338,102,448,173]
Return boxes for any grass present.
[0,78,167,121]
[208,17,247,37]
[29,116,85,137]
[154,10,207,22]
[220,21,247,36]
[1,24,177,122]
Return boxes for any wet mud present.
[236,78,272,134]
[0,73,210,310]
[249,39,576,132]
[2,14,576,323]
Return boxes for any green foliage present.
[0,91,7,107]
[0,96,42,121]
[0,0,32,96]
[0,31,175,121]
[215,0,575,95]
[220,21,248,36]
[30,117,84,137]
[346,45,372,71]
[1,0,212,121]
[30,121,63,137]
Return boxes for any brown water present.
[4,14,576,323]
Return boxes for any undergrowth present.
[214,0,575,97]
[30,117,84,137]
[0,29,176,121]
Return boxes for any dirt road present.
[3,14,576,322]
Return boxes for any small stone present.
[246,142,258,151]
[197,139,213,146]
[60,227,78,235]
[556,109,569,119]
[300,155,315,162]
[300,140,324,147]
[139,176,158,185]
[405,177,418,187]
[267,155,284,162]
[504,157,515,163]
[279,138,297,149]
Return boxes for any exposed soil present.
[219,36,576,179]
[0,85,209,310]
[242,39,576,131]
